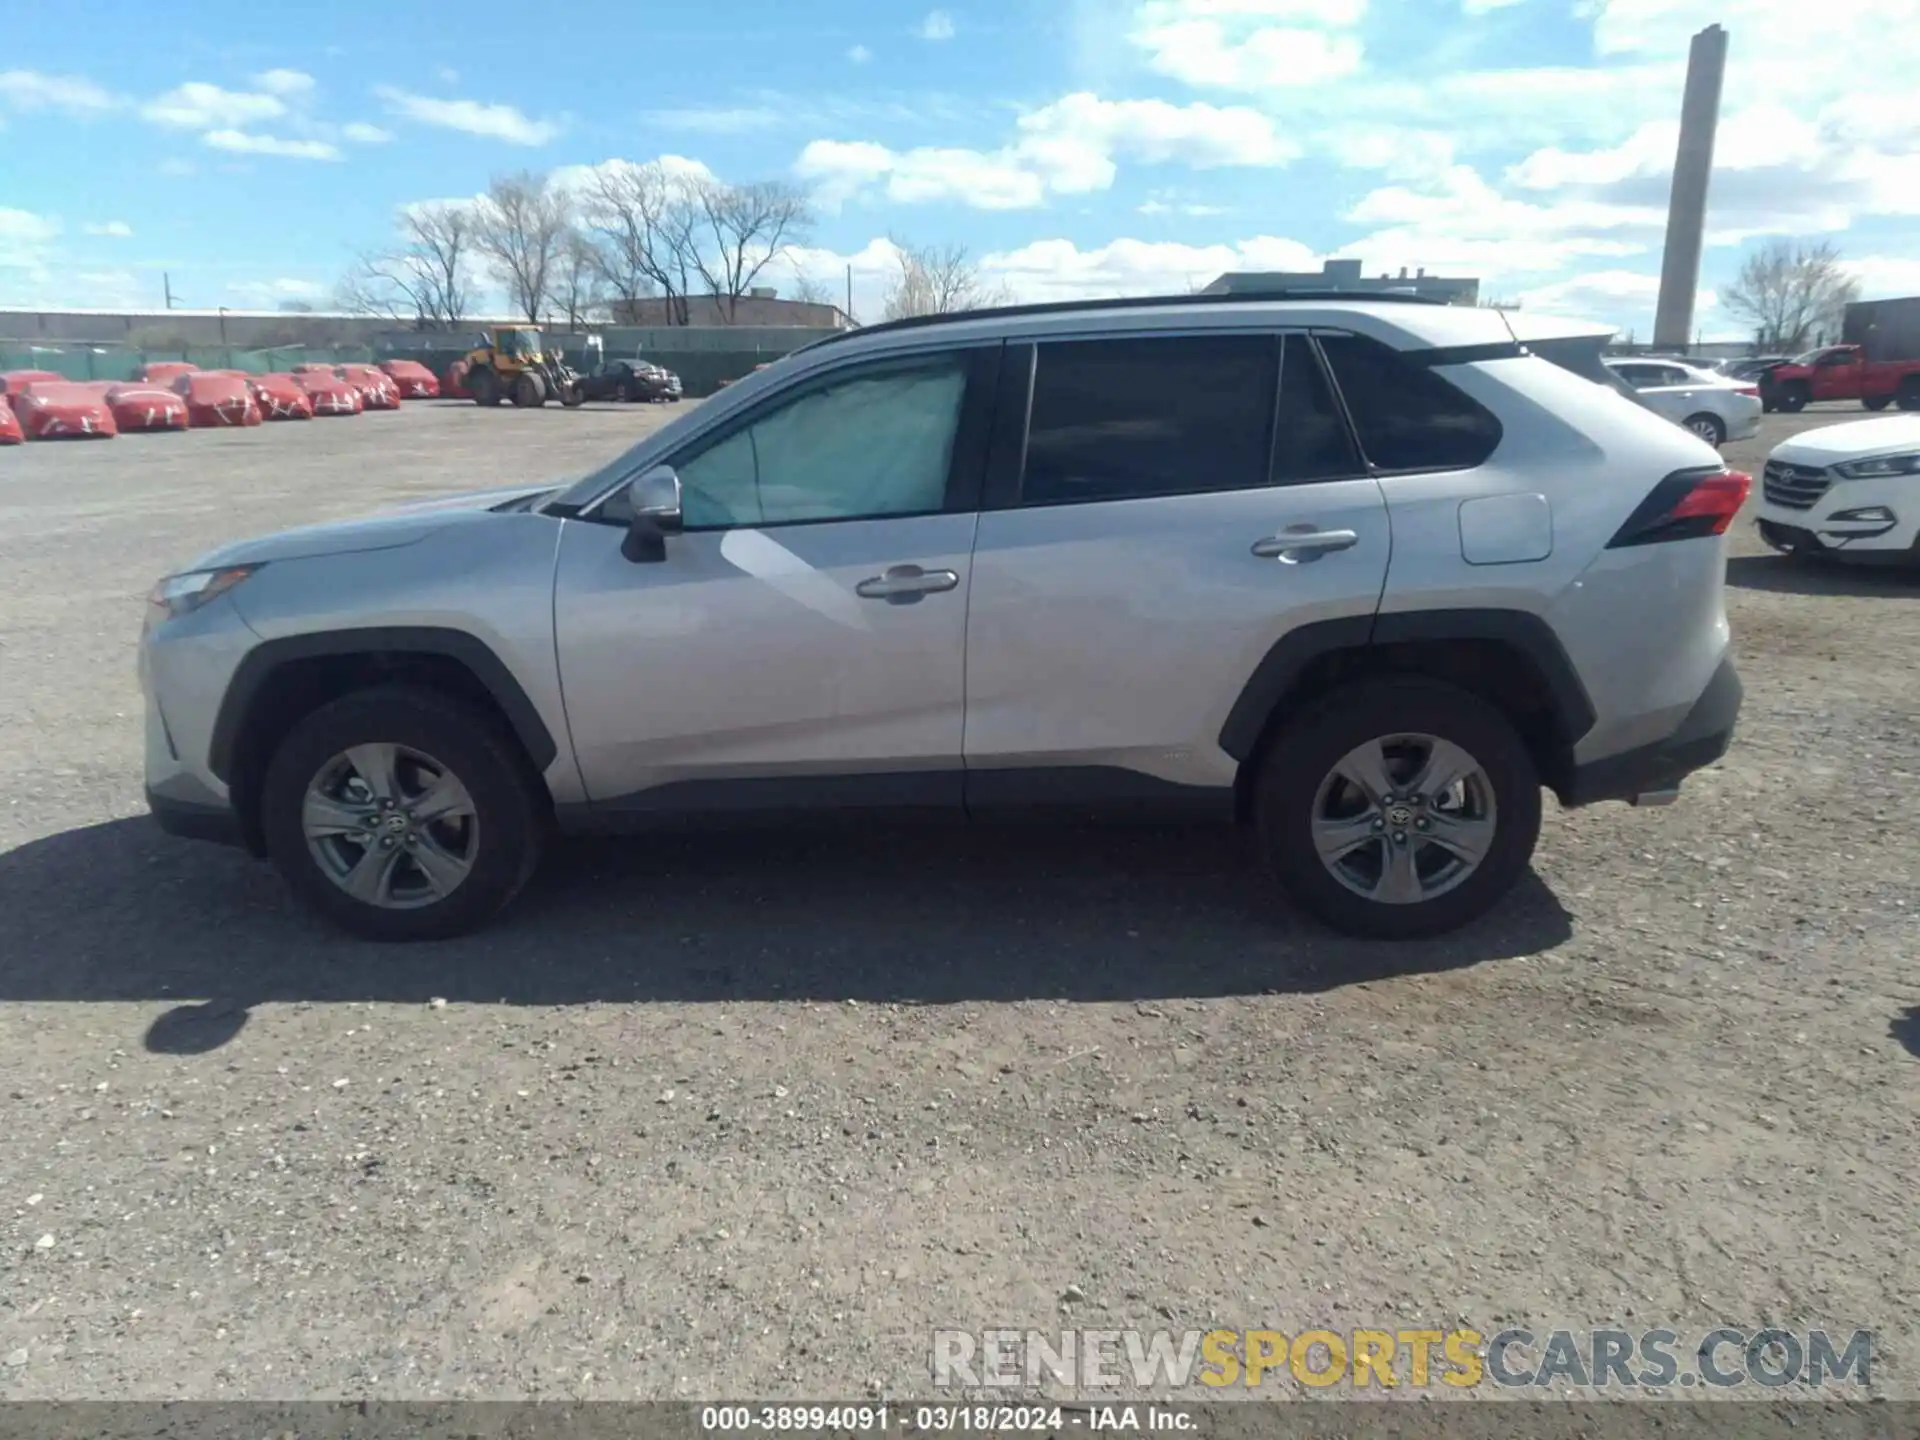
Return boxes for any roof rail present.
[798,287,1454,353]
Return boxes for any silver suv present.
[141,294,1747,942]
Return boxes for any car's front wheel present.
[259,687,545,940]
[1254,678,1542,940]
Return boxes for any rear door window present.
[1317,332,1502,473]
[1020,334,1278,505]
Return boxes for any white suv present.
[1756,414,1920,565]
[140,294,1747,942]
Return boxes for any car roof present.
[796,292,1622,366]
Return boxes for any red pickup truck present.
[1761,344,1920,413]
[1761,297,1920,413]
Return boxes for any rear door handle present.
[855,564,961,603]
[1252,528,1360,562]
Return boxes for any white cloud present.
[1129,0,1365,90]
[375,87,562,145]
[645,105,785,134]
[251,69,316,98]
[437,67,461,85]
[82,220,134,238]
[0,69,120,115]
[919,9,957,40]
[797,91,1296,210]
[158,158,197,177]
[1846,255,1920,301]
[847,44,873,63]
[1325,126,1457,183]
[548,153,718,203]
[343,121,394,144]
[779,232,1321,321]
[1461,0,1528,11]
[143,82,285,130]
[203,130,343,161]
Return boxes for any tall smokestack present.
[1653,23,1729,349]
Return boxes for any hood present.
[179,483,556,571]
[1773,416,1920,466]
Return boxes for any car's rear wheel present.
[259,686,545,941]
[1684,412,1726,446]
[1776,383,1810,413]
[1254,678,1541,940]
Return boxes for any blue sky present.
[3,0,1916,338]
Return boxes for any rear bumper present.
[1561,656,1741,807]
[148,788,245,847]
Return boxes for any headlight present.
[1832,452,1920,480]
[147,565,261,621]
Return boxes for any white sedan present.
[1604,357,1763,447]
[1755,415,1920,566]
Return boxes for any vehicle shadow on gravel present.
[1893,1007,1920,1059]
[0,818,1572,1053]
[1726,553,1920,597]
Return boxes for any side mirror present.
[620,466,684,564]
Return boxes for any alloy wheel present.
[1310,733,1498,905]
[302,743,479,909]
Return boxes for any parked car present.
[1604,357,1761,446]
[1762,340,1920,414]
[1713,355,1790,383]
[575,357,684,403]
[141,293,1745,943]
[1754,415,1920,566]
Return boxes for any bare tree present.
[473,172,573,324]
[688,179,814,323]
[336,201,475,328]
[552,231,609,330]
[788,270,833,306]
[1721,240,1860,352]
[882,236,1012,320]
[578,162,702,325]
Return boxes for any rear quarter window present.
[1317,332,1502,473]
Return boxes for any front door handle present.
[1252,527,1360,562]
[855,564,961,603]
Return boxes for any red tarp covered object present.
[172,372,262,428]
[15,382,119,439]
[337,364,401,409]
[136,362,199,386]
[442,358,473,400]
[1,369,65,400]
[378,359,440,399]
[248,374,315,420]
[291,372,363,416]
[105,384,191,432]
[0,397,22,445]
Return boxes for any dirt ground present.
[0,398,1914,1401]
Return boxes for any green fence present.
[0,345,379,381]
[5,329,830,397]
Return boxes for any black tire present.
[258,686,545,941]
[1776,383,1810,413]
[1864,396,1893,412]
[1683,412,1725,447]
[623,379,643,404]
[560,382,585,408]
[469,368,502,407]
[511,372,546,408]
[1253,677,1542,940]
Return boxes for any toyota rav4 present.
[141,294,1747,942]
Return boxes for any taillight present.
[1607,467,1751,548]
[1735,385,1760,396]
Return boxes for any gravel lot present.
[1,399,1915,1400]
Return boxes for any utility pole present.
[846,264,854,325]
[1653,23,1729,350]
[163,272,175,309]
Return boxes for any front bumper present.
[1562,656,1741,807]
